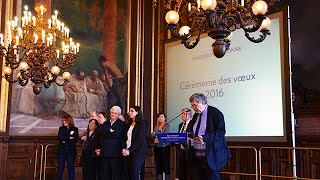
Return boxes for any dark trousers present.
[96,158,102,180]
[123,153,146,180]
[154,146,170,175]
[177,149,190,180]
[140,161,145,180]
[101,157,123,180]
[56,153,76,180]
[81,153,96,180]
[190,156,221,180]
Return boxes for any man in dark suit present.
[177,108,193,180]
[188,93,231,180]
[95,106,125,179]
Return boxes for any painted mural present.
[9,0,129,135]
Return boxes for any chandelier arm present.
[5,58,21,70]
[55,80,70,86]
[245,30,270,43]
[166,24,185,38]
[175,0,184,14]
[3,75,18,83]
[2,47,21,69]
[189,11,199,33]
[12,56,26,69]
[238,12,266,33]
[55,54,79,70]
[225,15,237,31]
[182,29,202,49]
[17,77,28,86]
[43,81,52,88]
[57,63,74,70]
[206,10,216,29]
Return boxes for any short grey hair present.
[189,93,207,105]
[181,108,192,117]
[110,105,122,114]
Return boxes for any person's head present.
[90,110,99,120]
[181,108,192,122]
[110,106,121,121]
[189,93,208,113]
[76,69,85,80]
[97,112,107,124]
[91,70,98,81]
[98,55,107,66]
[156,113,166,124]
[101,74,106,81]
[128,105,142,122]
[87,119,99,132]
[62,114,75,128]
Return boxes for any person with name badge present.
[56,115,79,180]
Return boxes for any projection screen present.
[165,10,291,143]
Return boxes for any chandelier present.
[1,2,80,94]
[161,0,271,58]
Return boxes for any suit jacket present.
[57,126,79,155]
[190,105,231,170]
[96,119,125,157]
[124,120,148,156]
[178,120,193,133]
[92,123,104,150]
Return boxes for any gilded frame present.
[0,0,13,133]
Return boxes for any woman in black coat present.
[80,119,98,180]
[122,105,148,180]
[56,115,79,180]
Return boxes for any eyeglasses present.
[191,102,203,108]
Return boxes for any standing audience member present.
[95,106,125,179]
[93,111,108,180]
[56,115,79,180]
[188,93,231,180]
[90,110,99,120]
[122,106,148,180]
[97,112,108,125]
[81,119,99,180]
[177,108,193,180]
[153,113,171,180]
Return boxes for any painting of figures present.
[9,0,129,135]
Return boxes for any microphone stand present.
[164,112,184,127]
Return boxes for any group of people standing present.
[56,105,147,180]
[56,93,231,180]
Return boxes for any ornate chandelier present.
[161,0,271,58]
[1,2,80,94]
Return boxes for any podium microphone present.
[164,109,191,127]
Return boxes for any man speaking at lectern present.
[189,93,231,180]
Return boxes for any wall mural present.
[9,0,129,135]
